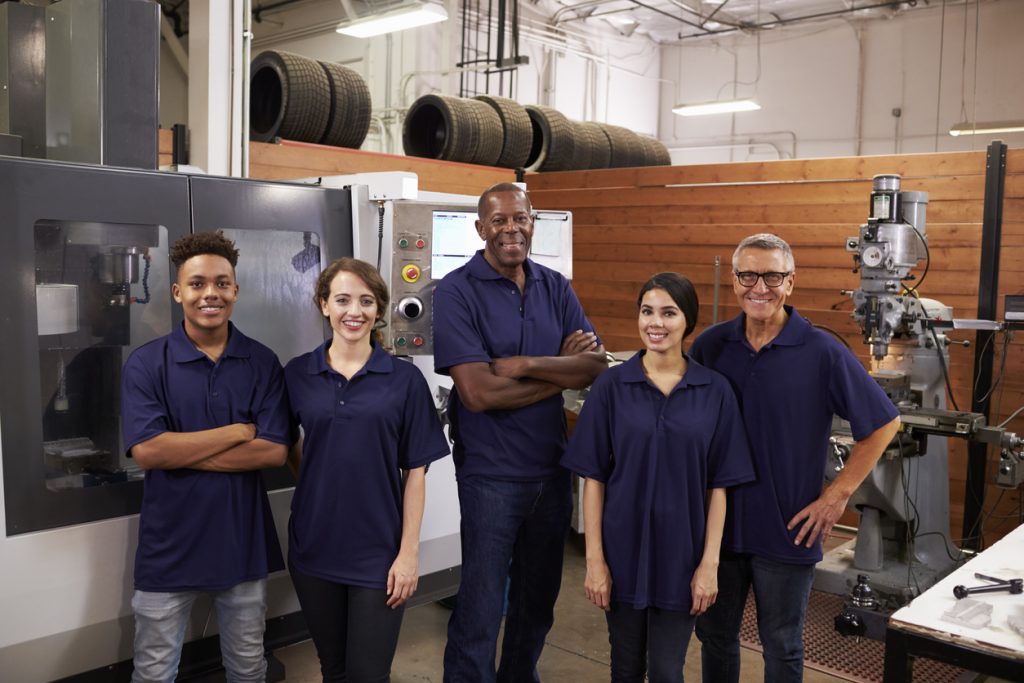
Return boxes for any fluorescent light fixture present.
[948,120,1024,136]
[672,99,761,117]
[336,2,448,38]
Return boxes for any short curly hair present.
[170,231,239,269]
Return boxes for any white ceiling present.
[549,0,932,44]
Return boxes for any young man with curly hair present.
[121,231,290,682]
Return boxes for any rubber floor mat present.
[739,589,970,682]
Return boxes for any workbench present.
[883,522,1024,682]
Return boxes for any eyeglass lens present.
[736,271,788,287]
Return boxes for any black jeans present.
[290,562,406,683]
[605,602,697,683]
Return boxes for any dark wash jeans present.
[443,471,572,683]
[695,551,815,683]
[605,602,697,683]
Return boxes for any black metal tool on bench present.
[953,573,1023,599]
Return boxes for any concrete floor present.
[272,539,851,683]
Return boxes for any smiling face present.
[638,287,687,356]
[733,247,794,327]
[320,270,379,347]
[476,189,534,277]
[172,254,238,338]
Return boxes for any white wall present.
[658,0,1024,164]
[159,40,189,130]
[193,0,664,153]
[158,0,1023,163]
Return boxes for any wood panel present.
[527,150,998,189]
[544,147,1024,548]
[248,140,514,196]
[158,127,172,168]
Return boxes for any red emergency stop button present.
[401,264,421,283]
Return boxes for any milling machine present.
[813,174,1024,640]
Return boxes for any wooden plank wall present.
[156,130,514,197]
[248,141,514,196]
[529,149,1024,548]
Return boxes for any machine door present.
[0,157,191,535]
[187,175,354,492]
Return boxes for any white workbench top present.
[890,522,1024,659]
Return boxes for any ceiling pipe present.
[673,0,916,41]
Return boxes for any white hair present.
[732,233,795,272]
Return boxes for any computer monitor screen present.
[431,210,483,280]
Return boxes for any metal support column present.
[961,139,1007,549]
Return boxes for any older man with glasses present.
[689,233,900,683]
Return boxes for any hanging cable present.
[906,288,960,411]
[375,201,386,271]
[132,251,152,305]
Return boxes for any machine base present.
[813,538,955,608]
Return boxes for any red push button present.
[401,264,421,283]
[412,336,425,347]
[415,238,426,249]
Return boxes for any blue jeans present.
[443,472,572,683]
[695,553,814,683]
[606,602,696,683]
[131,579,267,683]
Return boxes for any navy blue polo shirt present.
[432,252,600,480]
[121,322,289,592]
[689,306,899,564]
[284,342,450,589]
[561,353,754,611]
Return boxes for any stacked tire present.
[403,94,528,167]
[522,111,669,171]
[402,92,671,170]
[250,50,371,149]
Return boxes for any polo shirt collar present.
[306,339,394,376]
[620,350,713,388]
[467,250,542,282]
[725,305,809,348]
[169,321,250,363]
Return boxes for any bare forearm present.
[829,416,901,499]
[286,438,303,478]
[131,424,252,470]
[700,488,727,567]
[451,362,565,412]
[399,468,427,556]
[505,349,608,390]
[582,479,607,562]
[192,439,288,472]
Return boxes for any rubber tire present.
[599,123,644,168]
[250,50,330,143]
[568,120,594,170]
[572,121,611,170]
[581,121,612,169]
[403,94,476,161]
[318,61,371,149]
[474,95,532,168]
[524,105,576,172]
[463,98,504,166]
[637,135,671,165]
[652,138,672,165]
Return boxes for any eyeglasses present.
[735,271,791,288]
[487,213,534,229]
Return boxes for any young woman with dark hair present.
[562,272,755,683]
